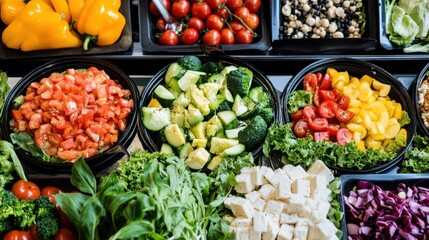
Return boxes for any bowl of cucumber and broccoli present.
[138,55,281,171]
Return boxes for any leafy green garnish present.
[10,132,64,163]
[0,71,9,115]
[287,90,314,114]
[401,135,429,173]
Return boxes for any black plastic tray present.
[271,0,377,54]
[138,0,270,54]
[0,0,133,60]
[340,174,429,239]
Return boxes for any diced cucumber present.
[175,92,191,108]
[207,73,226,86]
[178,70,206,91]
[223,144,246,156]
[167,77,182,95]
[217,110,238,130]
[164,123,186,148]
[210,137,239,154]
[220,86,234,103]
[224,123,248,139]
[160,143,174,155]
[187,129,195,142]
[153,85,176,107]
[232,95,248,117]
[185,147,211,170]
[207,156,223,170]
[142,107,170,131]
[187,104,204,127]
[165,62,185,85]
[189,85,211,116]
[238,99,262,120]
[178,142,193,159]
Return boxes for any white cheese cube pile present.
[225,160,339,240]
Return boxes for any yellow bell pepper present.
[1,0,26,25]
[68,0,85,22]
[49,0,71,22]
[1,0,82,51]
[75,0,125,50]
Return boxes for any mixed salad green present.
[401,135,429,173]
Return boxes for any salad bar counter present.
[1,0,429,239]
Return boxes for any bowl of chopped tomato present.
[282,58,416,174]
[1,57,139,173]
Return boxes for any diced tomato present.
[293,119,312,138]
[314,131,330,142]
[318,101,337,119]
[291,110,304,121]
[60,138,76,150]
[118,119,126,131]
[303,106,319,119]
[319,72,332,90]
[337,128,352,146]
[11,109,23,121]
[326,123,340,136]
[308,117,328,131]
[303,73,319,92]
[338,96,351,110]
[335,108,355,122]
[29,113,42,129]
[319,90,336,102]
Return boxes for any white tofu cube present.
[267,214,280,225]
[258,184,276,201]
[275,179,292,200]
[224,196,240,209]
[235,173,256,194]
[309,210,324,224]
[245,190,261,203]
[264,200,285,215]
[317,201,331,219]
[260,166,270,184]
[306,160,334,183]
[286,194,305,214]
[230,197,255,218]
[307,174,327,199]
[282,164,295,173]
[280,213,299,224]
[308,222,333,240]
[312,188,331,202]
[253,212,268,233]
[298,206,312,218]
[293,225,309,240]
[262,219,280,240]
[263,167,275,184]
[285,166,308,182]
[234,227,250,240]
[232,217,252,228]
[306,197,317,210]
[250,166,265,186]
[291,179,311,197]
[296,217,310,227]
[314,219,338,239]
[277,224,294,240]
[268,169,290,187]
[253,198,267,212]
[241,167,253,174]
[249,227,262,240]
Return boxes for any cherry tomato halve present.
[293,119,312,138]
[11,180,41,200]
[303,73,319,92]
[319,90,336,102]
[338,96,351,110]
[318,100,337,119]
[308,117,328,131]
[314,131,330,142]
[291,109,304,121]
[319,72,332,90]
[303,106,319,119]
[337,128,352,146]
[335,108,355,122]
[326,123,340,136]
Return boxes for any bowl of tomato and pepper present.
[282,58,416,174]
[0,57,139,173]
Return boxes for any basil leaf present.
[108,220,154,240]
[55,192,89,227]
[105,192,138,230]
[0,140,26,181]
[79,197,106,240]
[71,157,97,195]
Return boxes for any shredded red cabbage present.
[344,181,429,239]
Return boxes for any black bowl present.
[1,57,139,174]
[138,55,281,161]
[281,58,416,174]
[413,63,429,136]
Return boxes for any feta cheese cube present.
[293,225,309,240]
[285,166,308,182]
[264,200,285,215]
[306,160,334,183]
[305,197,317,210]
[286,194,305,214]
[268,169,290,187]
[245,190,261,203]
[260,166,270,184]
[253,212,268,233]
[258,184,276,201]
[262,218,280,240]
[312,188,331,202]
[277,224,294,240]
[307,174,327,199]
[267,214,280,226]
[224,196,240,209]
[298,206,312,218]
[250,166,265,186]
[263,167,275,184]
[282,164,295,173]
[249,227,262,240]
[230,197,255,218]
[291,179,311,197]
[309,210,323,224]
[235,173,256,194]
[280,213,299,224]
[253,198,267,212]
[317,201,331,219]
[234,227,250,240]
[296,217,310,227]
[275,179,292,200]
[232,217,252,228]
[312,219,338,239]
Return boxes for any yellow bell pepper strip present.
[1,0,26,25]
[68,0,85,22]
[75,0,126,50]
[2,0,82,51]
[49,0,70,22]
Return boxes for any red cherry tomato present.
[335,108,355,122]
[54,228,78,240]
[28,225,39,240]
[333,89,342,100]
[319,72,332,90]
[314,131,330,142]
[171,0,190,18]
[326,123,340,136]
[337,128,352,146]
[303,73,319,92]
[155,17,167,30]
[226,0,243,11]
[207,0,226,10]
[149,0,171,16]
[3,230,32,240]
[41,186,62,204]
[220,28,235,44]
[235,6,250,21]
[235,29,253,44]
[191,2,211,19]
[187,17,205,32]
[244,13,259,31]
[303,106,319,119]
[11,180,40,201]
[313,88,321,107]
[244,0,261,12]
[206,14,224,31]
[308,117,328,131]
[338,96,351,110]
[316,72,323,82]
[159,30,179,45]
[202,30,221,44]
[229,21,245,33]
[181,28,199,45]
[319,90,336,102]
[216,8,230,20]
[291,109,304,121]
[59,208,73,229]
[293,119,312,138]
[318,100,337,119]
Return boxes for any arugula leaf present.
[287,90,314,114]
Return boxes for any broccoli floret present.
[0,190,18,233]
[227,67,253,97]
[34,196,58,219]
[259,108,275,125]
[201,61,224,74]
[13,199,36,229]
[34,196,59,240]
[238,115,268,150]
[178,55,202,71]
[248,86,271,107]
